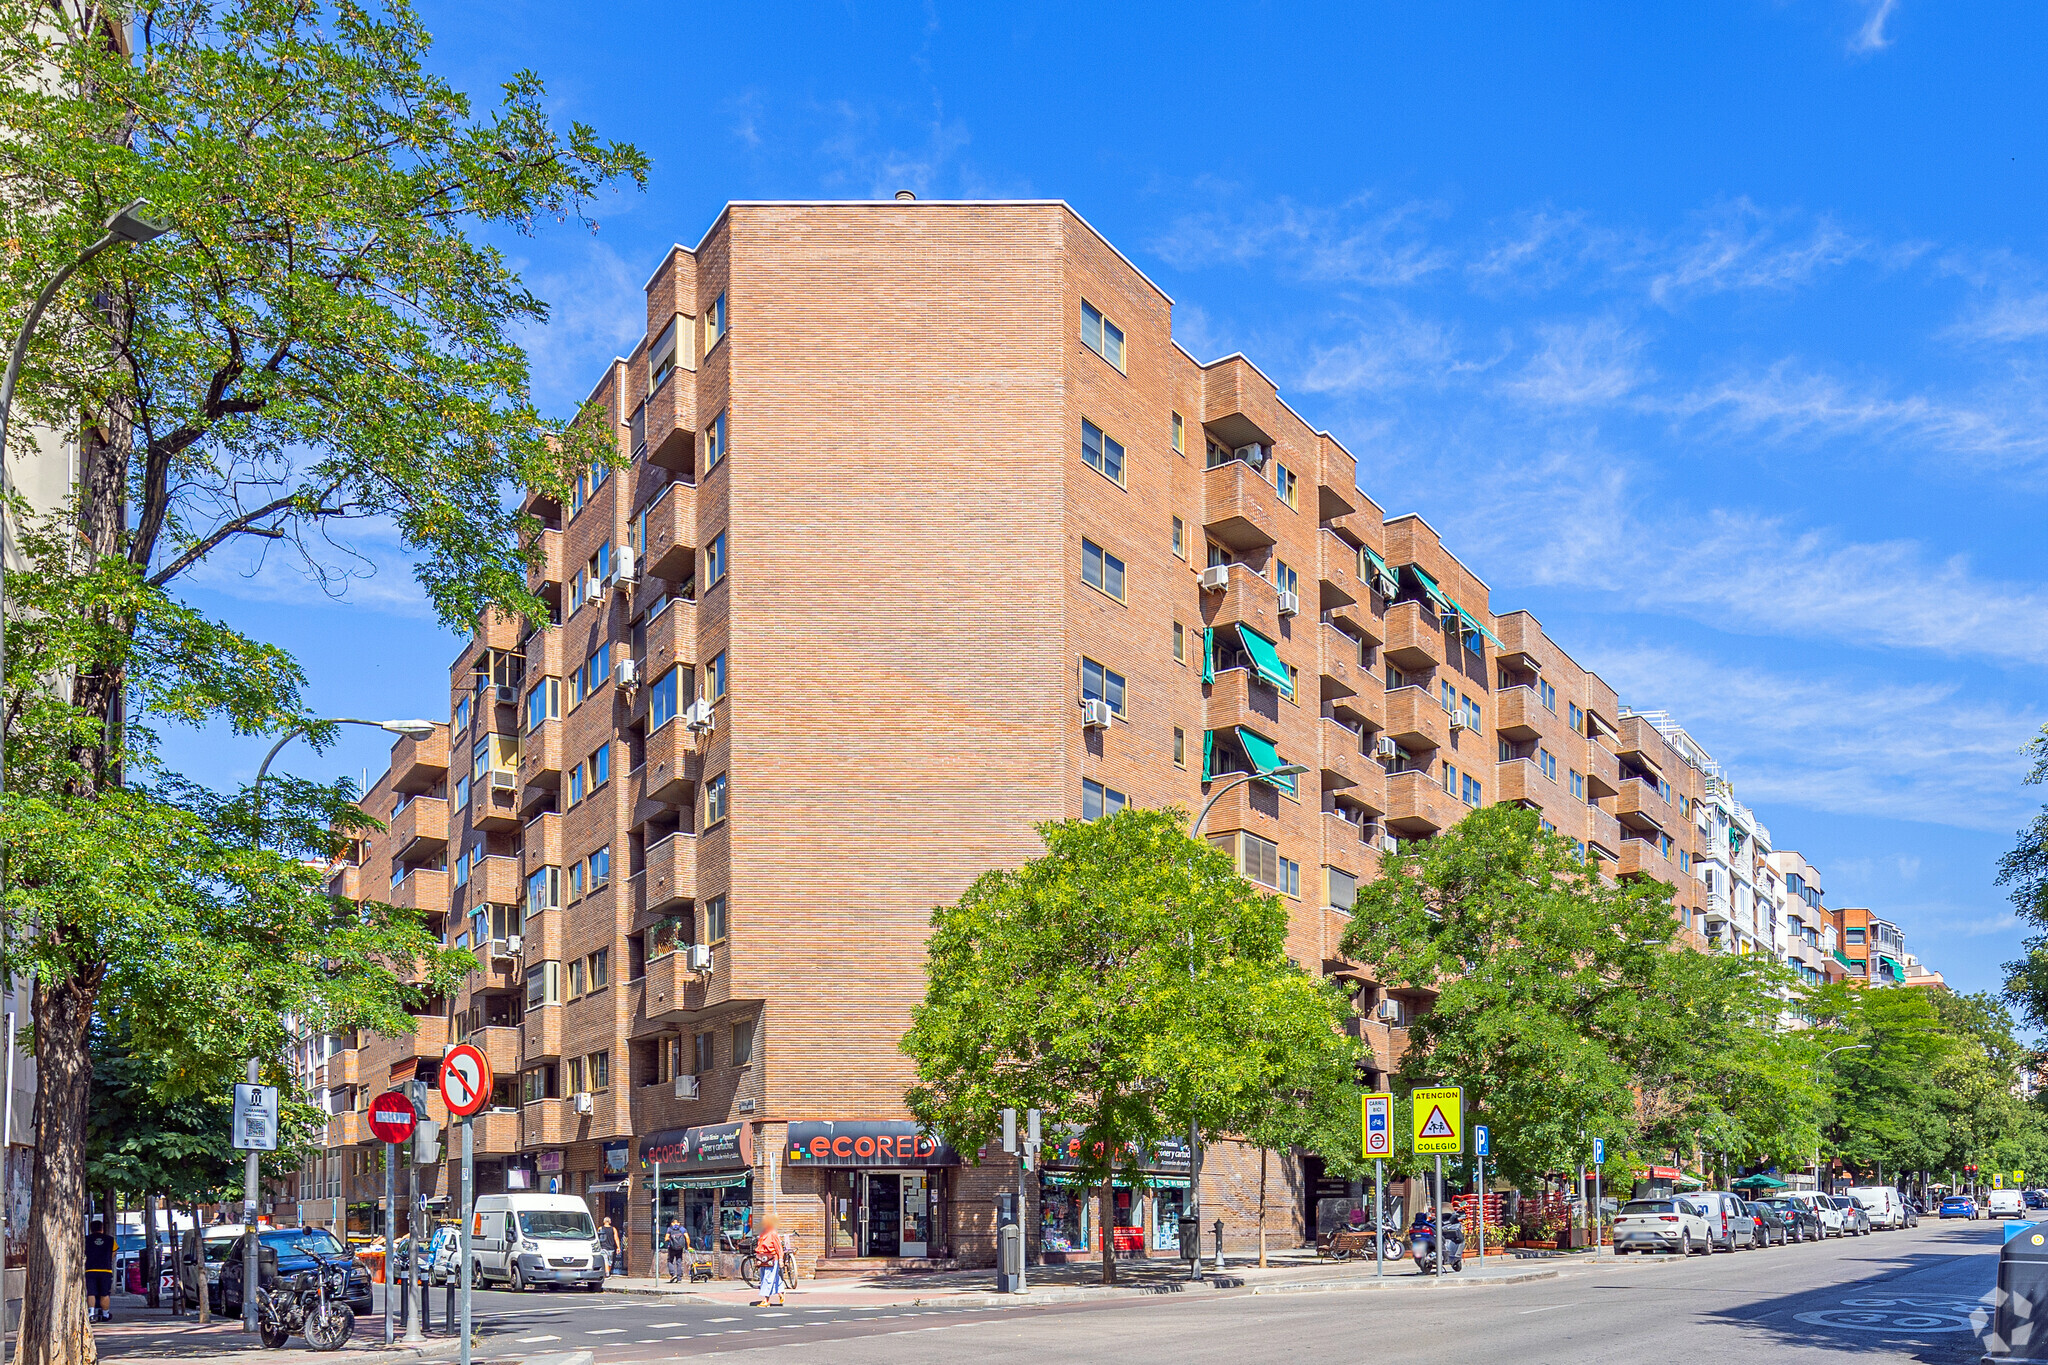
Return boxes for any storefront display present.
[641,1123,757,1253]
[785,1121,959,1260]
[1038,1132,1193,1260]
[1041,1178,1089,1253]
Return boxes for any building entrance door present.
[899,1172,929,1257]
[826,1171,857,1257]
[863,1174,901,1257]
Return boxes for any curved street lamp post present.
[1813,1043,1873,1196]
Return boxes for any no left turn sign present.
[439,1043,493,1118]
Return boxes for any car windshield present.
[1761,1200,1797,1210]
[267,1230,344,1257]
[518,1211,595,1240]
[202,1235,241,1262]
[1620,1201,1674,1214]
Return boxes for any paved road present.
[447,1219,2004,1363]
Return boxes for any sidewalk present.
[14,1302,464,1365]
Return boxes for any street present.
[430,1219,2000,1363]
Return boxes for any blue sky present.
[162,0,2048,997]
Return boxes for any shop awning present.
[1361,547,1399,600]
[1234,727,1297,796]
[1234,623,1294,699]
[584,1181,629,1195]
[1731,1174,1788,1190]
[641,1173,750,1191]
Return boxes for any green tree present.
[902,807,1354,1285]
[1339,804,1692,1187]
[2001,725,2048,1031]
[0,2,644,1359]
[1806,983,1949,1181]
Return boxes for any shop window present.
[1041,1182,1091,1253]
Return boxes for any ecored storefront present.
[784,1121,961,1260]
[641,1121,755,1256]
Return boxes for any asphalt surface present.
[433,1218,2006,1362]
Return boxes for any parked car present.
[1940,1195,1979,1220]
[217,1227,373,1318]
[469,1194,605,1292]
[1902,1198,1921,1227]
[1745,1200,1797,1246]
[1828,1195,1872,1236]
[1613,1198,1714,1256]
[1683,1190,1760,1252]
[1758,1197,1824,1243]
[2023,1190,2047,1211]
[1988,1188,2026,1218]
[428,1225,463,1286]
[1845,1185,1908,1230]
[1783,1192,1847,1238]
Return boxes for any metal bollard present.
[445,1278,456,1335]
[1212,1218,1225,1272]
[1989,1222,2048,1360]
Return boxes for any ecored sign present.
[367,1090,418,1144]
[785,1121,959,1168]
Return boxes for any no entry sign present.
[439,1042,493,1118]
[367,1089,418,1144]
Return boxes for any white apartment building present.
[1769,850,1838,988]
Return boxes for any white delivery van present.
[470,1194,604,1292]
[1845,1186,1905,1229]
[1988,1188,2026,1218]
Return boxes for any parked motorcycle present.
[253,1245,356,1351]
[1409,1207,1466,1274]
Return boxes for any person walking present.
[84,1219,117,1323]
[751,1219,785,1308]
[663,1218,687,1283]
[597,1217,622,1278]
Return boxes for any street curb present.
[1246,1267,1566,1294]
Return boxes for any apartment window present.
[1846,927,1865,944]
[1171,516,1186,558]
[1082,419,1126,485]
[1081,538,1126,602]
[703,292,727,351]
[732,1019,754,1067]
[454,855,469,890]
[1172,411,1186,454]
[567,956,588,998]
[1568,701,1585,733]
[590,742,610,789]
[454,773,471,812]
[651,666,681,730]
[1173,621,1186,664]
[704,894,728,945]
[1208,542,1229,569]
[1499,738,1515,763]
[569,1055,589,1093]
[524,678,559,733]
[1443,761,1458,795]
[1462,772,1482,806]
[521,1064,557,1103]
[587,644,611,693]
[569,663,586,707]
[1080,658,1127,716]
[1274,462,1298,509]
[1211,830,1282,890]
[589,1050,609,1090]
[707,651,728,702]
[524,960,562,1009]
[567,860,585,899]
[693,1031,715,1076]
[589,845,610,888]
[1680,851,1692,873]
[589,946,609,989]
[1539,680,1556,711]
[1659,833,1674,857]
[569,763,586,806]
[1460,693,1482,732]
[648,315,679,393]
[455,697,471,733]
[525,866,560,915]
[706,531,727,587]
[1327,867,1357,912]
[587,541,612,589]
[1440,680,1456,713]
[704,773,728,827]
[1080,300,1125,370]
[1275,561,1298,598]
[703,409,727,471]
[1173,726,1186,768]
[1539,748,1557,780]
[1569,770,1585,799]
[1278,855,1301,897]
[1081,777,1128,820]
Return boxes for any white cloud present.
[1149,193,1451,287]
[1851,0,1900,53]
[1646,201,1868,304]
[1296,308,1483,396]
[1499,315,1647,407]
[183,516,435,620]
[1946,292,2048,345]
[816,100,973,201]
[511,239,647,419]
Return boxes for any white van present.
[1678,1191,1758,1252]
[1988,1188,2026,1218]
[1845,1186,1906,1229]
[470,1194,604,1292]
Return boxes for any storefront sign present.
[785,1120,960,1167]
[603,1139,629,1174]
[1043,1129,1191,1176]
[640,1121,755,1170]
[536,1150,564,1174]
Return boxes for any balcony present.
[318,1049,360,1090]
[1317,442,1359,520]
[1202,458,1281,553]
[470,1025,520,1079]
[390,796,448,860]
[642,831,697,913]
[1200,566,1285,635]
[468,940,518,992]
[1324,598,1382,646]
[1619,839,1680,887]
[391,728,449,794]
[1204,665,1286,736]
[329,864,365,901]
[644,947,710,1024]
[470,1109,521,1155]
[1382,600,1445,672]
[1318,530,1360,610]
[389,868,448,919]
[638,480,697,582]
[1320,719,1370,791]
[635,597,698,691]
[1615,777,1671,836]
[469,854,522,907]
[522,1096,592,1148]
[1493,686,1548,742]
[328,1111,369,1147]
[518,718,563,809]
[523,626,565,681]
[1322,812,1382,870]
[522,812,563,877]
[523,1004,564,1063]
[524,528,564,601]
[1495,757,1546,808]
[1383,686,1447,755]
[472,775,522,832]
[1586,806,1623,863]
[1331,669,1382,729]
[1384,768,1466,839]
[643,719,705,805]
[641,368,696,472]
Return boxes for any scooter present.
[1409,1208,1466,1274]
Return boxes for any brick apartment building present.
[298,199,1872,1266]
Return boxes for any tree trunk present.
[18,971,100,1365]
[1257,1148,1268,1268]
[143,1193,159,1308]
[1096,1180,1114,1286]
[192,1198,209,1324]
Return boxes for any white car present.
[1794,1193,1851,1238]
[1845,1185,1907,1229]
[1613,1198,1714,1256]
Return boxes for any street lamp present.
[252,717,438,821]
[1813,1043,1872,1195]
[1183,760,1310,1276]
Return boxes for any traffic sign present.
[1411,1086,1463,1155]
[231,1083,280,1152]
[1362,1093,1394,1158]
[1476,1125,1489,1158]
[368,1089,419,1143]
[1594,1137,1606,1165]
[2018,1170,2028,1183]
[439,1043,493,1118]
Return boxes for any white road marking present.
[709,1315,740,1322]
[586,1327,627,1335]
[515,1335,560,1343]
[648,1321,684,1327]
[1518,1301,1584,1315]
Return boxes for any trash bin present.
[1989,1222,2048,1359]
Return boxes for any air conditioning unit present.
[1373,735,1399,759]
[572,1091,594,1115]
[486,936,513,960]
[1377,999,1403,1023]
[685,943,713,972]
[683,699,715,733]
[614,546,639,584]
[505,934,523,955]
[1199,564,1230,591]
[494,685,517,705]
[673,1074,699,1100]
[1276,589,1299,616]
[616,657,640,687]
[1448,713,1469,732]
[1080,699,1113,729]
[1235,443,1266,468]
[490,770,517,792]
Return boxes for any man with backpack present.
[597,1217,623,1278]
[663,1218,688,1283]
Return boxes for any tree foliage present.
[902,807,1354,1284]
[2001,726,2048,1032]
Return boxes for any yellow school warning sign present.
[1412,1086,1463,1155]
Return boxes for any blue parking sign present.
[1594,1138,1606,1165]
[1476,1125,1489,1157]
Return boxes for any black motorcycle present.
[254,1244,355,1351]
[1409,1208,1466,1274]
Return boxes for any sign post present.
[230,1067,279,1335]
[439,1044,493,1365]
[1362,1093,1393,1280]
[368,1090,418,1345]
[1592,1138,1606,1260]
[1412,1087,1462,1281]
[1475,1125,1490,1266]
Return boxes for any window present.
[1080,658,1127,715]
[1274,462,1298,509]
[567,957,587,999]
[1081,419,1126,485]
[1274,560,1298,598]
[1570,770,1585,799]
[703,292,727,351]
[704,773,728,827]
[567,860,585,898]
[1171,516,1185,558]
[648,315,679,393]
[1846,927,1866,944]
[525,866,560,915]
[455,697,471,733]
[1680,851,1692,873]
[732,1019,754,1067]
[1080,300,1125,370]
[646,915,690,959]
[1568,701,1585,733]
[1440,680,1457,713]
[1173,726,1186,768]
[454,773,471,812]
[693,1032,715,1076]
[524,678,559,733]
[1327,867,1357,911]
[707,651,728,702]
[1539,680,1556,711]
[1081,777,1128,820]
[706,531,727,587]
[524,961,562,1009]
[1212,830,1282,890]
[651,667,681,730]
[1460,693,1482,732]
[568,763,585,806]
[1462,772,1482,806]
[703,409,727,471]
[589,845,610,888]
[1172,412,1186,454]
[454,855,469,889]
[1539,748,1557,780]
[569,663,586,707]
[703,894,728,945]
[587,644,611,693]
[1173,621,1185,663]
[588,541,612,589]
[585,1049,608,1090]
[1278,855,1301,897]
[1207,542,1229,569]
[1081,538,1126,601]
[590,743,610,789]
[1443,761,1458,795]
[521,1064,557,1103]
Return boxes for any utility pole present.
[241,1058,260,1334]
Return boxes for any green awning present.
[1833,949,1857,969]
[1234,623,1294,699]
[1454,607,1503,650]
[1879,955,1903,979]
[1408,564,1455,615]
[1201,627,1214,685]
[1234,727,1296,796]
[1361,547,1399,600]
[1202,728,1215,780]
[1732,1173,1788,1190]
